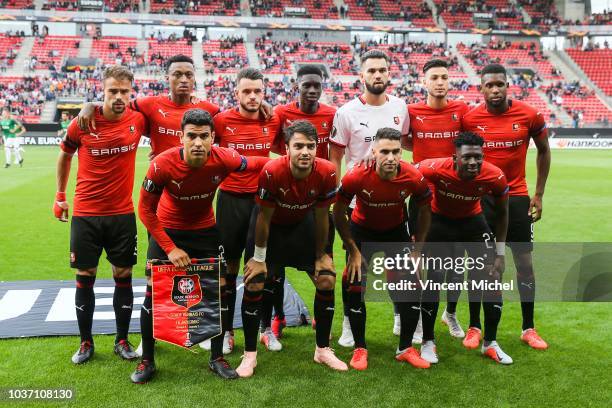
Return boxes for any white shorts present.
[4,138,20,149]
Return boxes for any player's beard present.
[365,81,388,95]
[112,103,126,114]
[240,100,260,113]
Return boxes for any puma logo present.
[158,109,170,118]
[121,304,132,309]
[520,282,534,290]
[245,310,259,316]
[494,304,503,310]
[361,189,374,198]
[359,122,369,128]
[411,306,421,311]
[75,304,85,312]
[279,187,289,196]
[171,180,184,189]
[349,308,363,314]
[476,125,487,133]
[142,305,151,314]
[226,126,237,134]
[89,132,100,140]
[325,306,335,311]
[440,180,451,188]
[265,170,272,179]
[416,116,426,124]
[220,307,229,312]
[421,308,433,316]
[263,288,274,294]
[153,162,160,173]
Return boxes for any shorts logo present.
[439,180,451,188]
[70,252,75,263]
[399,190,408,199]
[172,275,202,308]
[308,189,316,197]
[393,116,400,125]
[512,123,520,131]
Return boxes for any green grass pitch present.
[0,147,610,407]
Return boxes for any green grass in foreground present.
[0,148,611,407]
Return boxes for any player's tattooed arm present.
[244,206,274,283]
[77,102,103,131]
[53,151,73,222]
[530,135,550,222]
[333,199,361,283]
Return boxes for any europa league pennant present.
[151,259,222,348]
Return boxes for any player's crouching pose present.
[416,132,511,364]
[334,127,433,370]
[132,109,269,383]
[54,65,147,364]
[243,120,348,374]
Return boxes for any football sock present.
[517,264,536,330]
[272,268,285,319]
[225,274,237,332]
[260,277,275,331]
[113,276,133,343]
[483,301,502,342]
[75,274,96,343]
[396,302,421,350]
[140,285,154,362]
[314,288,335,348]
[341,266,350,318]
[346,283,367,348]
[241,287,262,352]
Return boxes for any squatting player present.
[2,108,26,168]
[416,132,511,364]
[333,127,433,370]
[133,109,269,383]
[263,64,337,341]
[329,49,410,346]
[54,65,147,364]
[243,120,348,373]
[462,63,551,350]
[210,68,281,354]
[406,59,471,339]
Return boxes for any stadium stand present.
[518,0,562,29]
[375,1,434,26]
[28,36,80,70]
[565,48,612,96]
[0,34,22,69]
[344,0,375,20]
[434,0,476,29]
[0,77,45,123]
[0,0,34,9]
[250,0,338,19]
[91,37,140,67]
[202,37,248,74]
[544,81,612,125]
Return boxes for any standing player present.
[132,109,269,383]
[265,64,336,340]
[462,64,551,350]
[58,111,72,138]
[243,120,347,374]
[212,68,281,354]
[329,49,410,347]
[77,55,220,160]
[333,128,433,370]
[406,59,471,339]
[416,132,511,364]
[2,108,26,168]
[54,66,147,364]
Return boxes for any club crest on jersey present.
[399,190,408,199]
[262,127,269,134]
[512,123,520,131]
[129,125,135,133]
[452,113,458,121]
[322,122,328,129]
[393,116,400,125]
[172,275,202,309]
[308,189,316,197]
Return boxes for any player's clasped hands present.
[243,258,267,283]
[168,247,191,268]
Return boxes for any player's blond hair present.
[103,65,134,83]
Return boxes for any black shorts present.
[145,226,224,277]
[407,194,420,238]
[216,190,255,261]
[425,213,495,263]
[482,195,533,252]
[70,213,137,270]
[246,206,333,273]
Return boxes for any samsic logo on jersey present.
[90,143,137,156]
[172,275,202,308]
[228,142,271,151]
[416,131,460,139]
[158,126,183,137]
[484,140,524,148]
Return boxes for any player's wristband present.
[253,246,267,263]
[495,242,506,256]
[55,191,66,202]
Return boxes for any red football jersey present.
[461,99,547,196]
[131,95,220,156]
[338,161,432,231]
[139,146,267,253]
[61,108,147,216]
[274,101,336,159]
[416,158,508,219]
[408,100,470,163]
[256,155,337,225]
[213,108,281,194]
